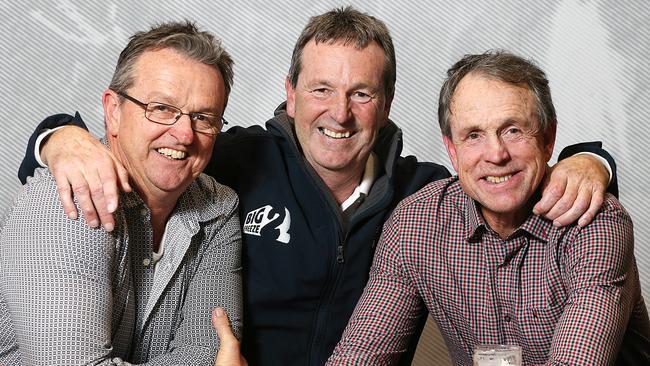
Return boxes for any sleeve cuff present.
[34,126,66,167]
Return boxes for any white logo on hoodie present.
[243,205,291,244]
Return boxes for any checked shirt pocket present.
[519,302,564,361]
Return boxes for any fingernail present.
[89,219,99,228]
[103,222,114,232]
[107,202,116,213]
[215,308,224,317]
[67,211,78,220]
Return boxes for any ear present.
[380,92,394,128]
[103,89,121,136]
[443,134,460,173]
[543,121,557,162]
[285,76,296,118]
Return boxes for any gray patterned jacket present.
[0,168,242,365]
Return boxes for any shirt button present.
[143,258,151,267]
[504,314,512,323]
[140,208,148,216]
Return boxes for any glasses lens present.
[191,113,222,134]
[145,103,181,125]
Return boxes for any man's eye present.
[467,132,480,140]
[148,104,178,117]
[351,91,372,103]
[310,88,331,98]
[153,104,172,112]
[192,114,217,124]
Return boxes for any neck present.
[481,200,534,239]
[316,167,364,205]
[141,192,179,252]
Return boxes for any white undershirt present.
[340,153,376,211]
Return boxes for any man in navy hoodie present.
[18,7,616,366]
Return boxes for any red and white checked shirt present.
[328,177,650,365]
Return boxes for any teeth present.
[485,174,512,184]
[157,148,186,160]
[320,127,351,139]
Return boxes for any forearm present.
[548,286,631,365]
[549,197,634,364]
[18,112,88,183]
[558,141,618,197]
[328,273,425,365]
[327,218,424,365]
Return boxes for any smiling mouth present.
[485,174,513,184]
[318,127,353,139]
[157,147,187,160]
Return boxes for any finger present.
[115,161,132,193]
[551,185,591,227]
[533,177,567,217]
[212,307,244,366]
[53,173,78,220]
[96,181,117,232]
[97,159,120,215]
[545,171,582,220]
[72,186,99,228]
[212,307,237,344]
[96,166,121,232]
[577,189,605,227]
[70,168,101,228]
[85,165,118,231]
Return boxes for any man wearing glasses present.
[17,7,617,366]
[0,21,242,365]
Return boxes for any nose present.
[169,114,195,145]
[484,134,510,164]
[329,93,353,124]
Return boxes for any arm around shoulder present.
[18,112,88,183]
[558,141,618,197]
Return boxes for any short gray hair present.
[438,50,556,138]
[109,20,234,107]
[288,6,396,99]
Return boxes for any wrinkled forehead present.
[300,39,386,84]
[450,74,537,123]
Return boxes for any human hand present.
[533,154,608,227]
[42,125,131,231]
[212,307,247,366]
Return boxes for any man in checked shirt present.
[327,51,650,365]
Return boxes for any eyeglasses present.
[114,90,228,135]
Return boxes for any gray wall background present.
[1,1,648,363]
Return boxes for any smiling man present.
[328,51,650,365]
[17,8,618,366]
[0,21,242,365]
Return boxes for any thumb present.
[212,307,244,366]
[212,307,236,342]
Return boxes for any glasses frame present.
[114,90,228,135]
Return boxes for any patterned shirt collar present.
[101,137,224,234]
[463,181,550,243]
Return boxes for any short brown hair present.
[109,20,234,107]
[438,50,556,137]
[288,6,396,99]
